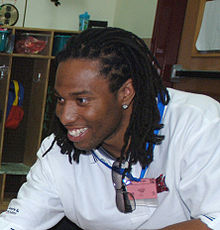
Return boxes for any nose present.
[56,102,79,125]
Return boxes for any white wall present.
[5,0,157,38]
[24,0,117,31]
[114,0,157,38]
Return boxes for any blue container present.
[0,30,9,52]
[52,35,71,56]
[79,12,90,31]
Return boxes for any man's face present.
[55,58,130,153]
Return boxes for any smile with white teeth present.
[68,128,88,137]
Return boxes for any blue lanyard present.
[92,98,165,181]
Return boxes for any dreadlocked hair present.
[45,27,169,169]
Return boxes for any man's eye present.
[55,96,64,104]
[77,98,88,104]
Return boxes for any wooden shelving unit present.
[0,26,78,212]
[172,0,220,103]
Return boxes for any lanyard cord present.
[91,98,165,182]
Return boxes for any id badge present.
[127,178,158,207]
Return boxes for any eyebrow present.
[54,89,92,97]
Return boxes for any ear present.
[118,79,135,108]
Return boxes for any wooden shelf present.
[0,26,77,208]
[11,53,52,59]
[0,199,11,213]
[192,52,220,57]
[0,162,30,175]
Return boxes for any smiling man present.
[55,58,133,157]
[0,27,220,230]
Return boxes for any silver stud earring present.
[122,104,128,110]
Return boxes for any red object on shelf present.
[15,36,47,54]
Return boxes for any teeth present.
[69,128,87,137]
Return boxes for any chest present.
[54,154,182,230]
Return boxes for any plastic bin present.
[15,32,49,54]
[52,35,71,56]
[0,30,9,52]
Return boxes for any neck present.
[101,143,122,159]
[101,136,131,159]
[101,104,133,159]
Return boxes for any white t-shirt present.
[0,88,220,230]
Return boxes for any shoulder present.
[36,133,59,159]
[166,88,220,121]
[33,134,74,176]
